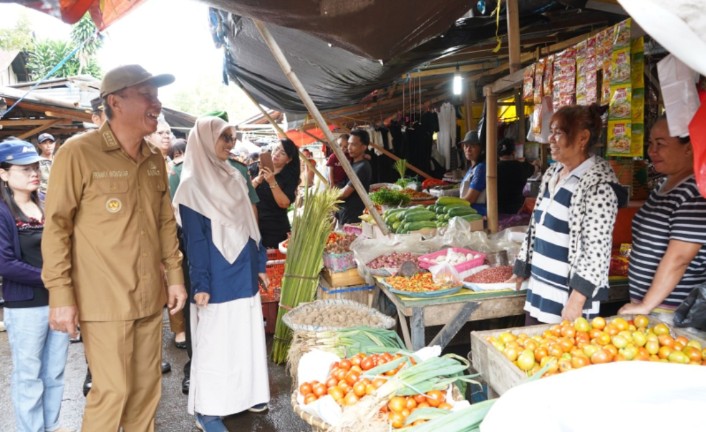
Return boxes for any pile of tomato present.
[488,315,706,377]
[382,391,450,428]
[297,352,451,429]
[298,352,403,406]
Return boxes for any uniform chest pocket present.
[94,178,129,194]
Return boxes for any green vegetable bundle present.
[271,187,341,364]
[370,188,411,206]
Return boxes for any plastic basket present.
[323,251,356,272]
[418,247,486,273]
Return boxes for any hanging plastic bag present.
[673,284,706,331]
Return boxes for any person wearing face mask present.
[252,139,300,248]
[0,138,71,432]
[510,104,627,325]
[173,117,270,431]
[619,116,706,319]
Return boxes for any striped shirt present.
[526,158,601,323]
[628,176,706,308]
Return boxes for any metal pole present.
[484,85,499,233]
[253,19,388,234]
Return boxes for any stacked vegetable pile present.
[296,350,494,431]
[325,232,356,254]
[380,197,482,234]
[488,315,706,377]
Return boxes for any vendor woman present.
[619,116,706,318]
[459,131,487,215]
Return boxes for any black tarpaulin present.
[204,0,471,61]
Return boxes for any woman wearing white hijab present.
[173,117,269,432]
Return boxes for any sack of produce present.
[283,299,395,332]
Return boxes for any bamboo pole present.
[368,143,433,180]
[506,0,521,74]
[252,19,388,234]
[484,86,499,233]
[515,89,526,146]
[234,78,328,185]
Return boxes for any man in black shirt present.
[497,138,537,214]
[337,129,372,225]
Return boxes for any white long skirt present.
[188,293,270,416]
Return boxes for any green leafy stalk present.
[271,186,341,363]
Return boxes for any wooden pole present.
[484,85,499,233]
[506,0,521,74]
[234,78,328,185]
[252,19,388,234]
[368,143,433,180]
[515,89,526,148]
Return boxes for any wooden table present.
[378,277,630,351]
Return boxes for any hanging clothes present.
[437,102,457,170]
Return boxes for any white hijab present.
[172,117,261,264]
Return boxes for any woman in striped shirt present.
[512,104,625,324]
[620,117,706,317]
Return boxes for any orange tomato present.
[304,394,318,404]
[353,381,367,397]
[343,391,359,406]
[612,317,629,331]
[388,396,406,413]
[591,316,606,330]
[344,371,360,386]
[361,356,375,371]
[658,334,675,348]
[426,390,445,407]
[372,378,386,388]
[312,383,327,397]
[571,354,590,369]
[590,349,611,364]
[653,323,670,336]
[299,382,313,395]
[633,314,649,329]
[339,359,352,370]
[405,397,417,411]
[413,394,426,404]
[438,402,453,410]
[328,386,344,402]
[658,346,673,360]
[388,411,405,429]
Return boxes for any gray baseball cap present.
[100,65,175,98]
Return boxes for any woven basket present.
[282,299,395,332]
[291,386,465,432]
[291,393,333,432]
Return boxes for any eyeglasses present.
[10,165,41,174]
[221,135,236,144]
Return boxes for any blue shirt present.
[179,205,267,304]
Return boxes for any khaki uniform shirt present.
[42,122,184,321]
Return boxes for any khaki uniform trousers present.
[81,311,162,432]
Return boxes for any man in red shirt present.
[326,134,350,187]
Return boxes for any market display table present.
[377,276,630,351]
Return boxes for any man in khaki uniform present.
[42,65,187,432]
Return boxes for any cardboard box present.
[321,267,365,287]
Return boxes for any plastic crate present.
[323,251,356,272]
[418,247,486,273]
[261,299,278,334]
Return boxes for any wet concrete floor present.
[0,308,310,431]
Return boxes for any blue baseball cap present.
[0,139,41,165]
